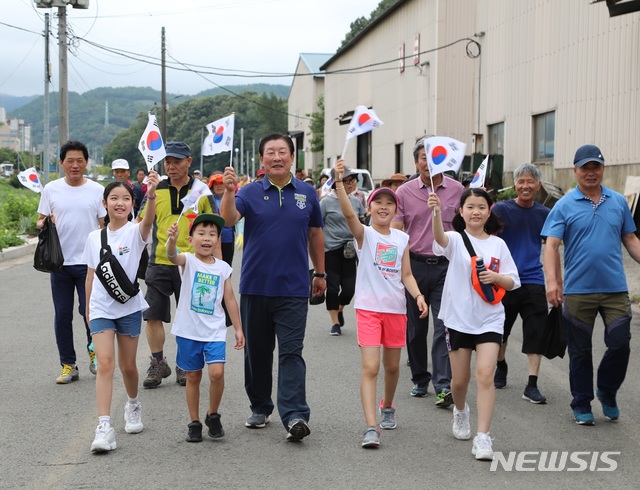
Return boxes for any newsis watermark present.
[490,451,621,472]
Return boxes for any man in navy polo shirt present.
[543,144,640,426]
[220,133,326,442]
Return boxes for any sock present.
[527,375,538,388]
[152,351,164,362]
[128,396,139,405]
[497,359,507,369]
[98,415,110,426]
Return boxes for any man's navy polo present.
[235,176,323,296]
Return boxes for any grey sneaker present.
[452,403,471,440]
[245,413,271,428]
[56,364,79,384]
[143,357,171,388]
[378,398,397,430]
[176,366,187,386]
[361,426,381,448]
[124,401,144,434]
[286,419,311,441]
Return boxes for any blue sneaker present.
[596,389,619,421]
[410,383,428,397]
[573,406,595,426]
[330,324,342,336]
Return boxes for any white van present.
[1,163,14,178]
[320,167,374,202]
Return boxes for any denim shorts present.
[176,336,226,371]
[90,310,142,337]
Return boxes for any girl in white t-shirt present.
[334,159,428,449]
[428,188,520,461]
[83,169,159,453]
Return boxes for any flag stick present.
[430,173,437,216]
[340,139,349,160]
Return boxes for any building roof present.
[298,53,333,77]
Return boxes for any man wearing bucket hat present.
[380,173,407,192]
[138,141,214,388]
[542,144,640,426]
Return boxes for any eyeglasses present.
[263,149,290,158]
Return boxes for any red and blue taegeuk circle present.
[146,131,163,151]
[471,171,481,184]
[357,113,371,126]
[29,173,40,184]
[431,145,447,165]
[213,125,224,144]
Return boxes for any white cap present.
[111,159,129,170]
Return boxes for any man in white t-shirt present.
[37,141,106,384]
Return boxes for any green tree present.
[195,285,211,306]
[340,0,396,48]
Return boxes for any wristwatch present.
[313,272,327,279]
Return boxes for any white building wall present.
[323,0,477,182]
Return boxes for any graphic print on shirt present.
[488,257,501,272]
[374,242,399,278]
[190,270,220,315]
[294,193,307,210]
[117,246,130,255]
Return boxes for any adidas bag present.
[95,227,140,304]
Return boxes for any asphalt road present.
[1,250,639,489]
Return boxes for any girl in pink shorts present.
[334,159,428,448]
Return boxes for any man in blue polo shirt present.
[542,144,640,426]
[220,133,326,442]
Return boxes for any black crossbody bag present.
[95,227,140,304]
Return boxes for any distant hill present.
[0,94,39,112]
[8,84,289,151]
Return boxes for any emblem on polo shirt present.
[294,193,307,209]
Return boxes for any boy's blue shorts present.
[176,336,226,371]
[90,311,142,337]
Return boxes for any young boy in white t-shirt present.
[166,214,245,442]
[334,159,428,449]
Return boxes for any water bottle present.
[475,257,495,302]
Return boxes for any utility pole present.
[43,12,51,184]
[240,127,244,174]
[34,1,90,153]
[58,5,68,146]
[161,27,167,141]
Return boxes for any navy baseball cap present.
[574,145,605,167]
[165,141,191,159]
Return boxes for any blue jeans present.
[240,295,310,429]
[50,265,92,365]
[563,293,631,410]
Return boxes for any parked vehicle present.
[1,163,14,178]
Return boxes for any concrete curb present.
[0,237,38,262]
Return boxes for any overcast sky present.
[1,0,381,97]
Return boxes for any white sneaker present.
[452,403,471,440]
[124,401,144,434]
[472,432,494,460]
[91,422,116,453]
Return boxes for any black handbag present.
[95,227,140,304]
[33,216,64,273]
[541,306,566,359]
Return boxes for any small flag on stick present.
[138,114,166,171]
[202,114,235,157]
[469,155,489,188]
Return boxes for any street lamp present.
[235,148,239,172]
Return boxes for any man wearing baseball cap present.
[111,159,144,216]
[542,144,640,425]
[138,141,214,388]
